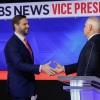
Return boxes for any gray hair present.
[87,17,100,30]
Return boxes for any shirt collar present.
[88,33,99,40]
[15,32,25,42]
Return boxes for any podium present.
[58,76,100,100]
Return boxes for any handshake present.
[41,61,65,76]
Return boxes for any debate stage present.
[0,71,76,100]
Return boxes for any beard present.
[19,28,29,36]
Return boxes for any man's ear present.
[89,24,92,31]
[14,24,19,30]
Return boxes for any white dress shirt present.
[88,33,99,40]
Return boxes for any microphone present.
[84,42,94,76]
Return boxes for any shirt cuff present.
[39,65,42,72]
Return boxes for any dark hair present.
[12,15,26,30]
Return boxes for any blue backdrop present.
[0,17,97,70]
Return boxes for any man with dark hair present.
[4,15,56,100]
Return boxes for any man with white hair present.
[54,17,100,77]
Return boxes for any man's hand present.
[54,61,64,73]
[41,61,56,76]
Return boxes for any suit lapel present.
[13,34,34,61]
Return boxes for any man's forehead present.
[19,18,28,23]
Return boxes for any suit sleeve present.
[84,42,99,76]
[4,42,40,75]
[64,63,78,75]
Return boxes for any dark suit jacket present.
[4,34,40,97]
[65,34,100,78]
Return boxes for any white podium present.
[58,76,100,100]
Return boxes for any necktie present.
[24,38,32,57]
